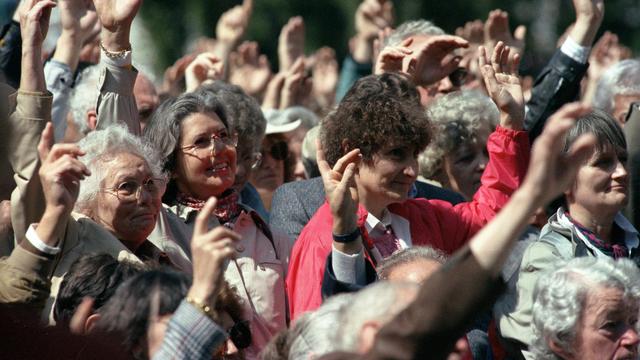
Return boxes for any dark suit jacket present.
[269,177,465,242]
[320,247,504,360]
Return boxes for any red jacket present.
[286,127,530,320]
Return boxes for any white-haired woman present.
[419,90,499,200]
[2,124,171,322]
[531,256,640,360]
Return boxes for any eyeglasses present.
[448,67,470,88]
[102,177,166,203]
[263,141,289,161]
[249,152,263,170]
[180,131,239,157]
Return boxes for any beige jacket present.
[165,203,292,359]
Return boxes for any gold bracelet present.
[99,41,131,60]
[185,296,217,320]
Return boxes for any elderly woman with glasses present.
[1,123,172,322]
[144,89,292,357]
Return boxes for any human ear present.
[548,339,573,360]
[86,110,98,130]
[357,321,382,354]
[84,313,101,334]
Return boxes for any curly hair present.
[320,73,429,166]
[419,90,499,178]
[530,257,640,360]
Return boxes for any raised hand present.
[20,0,56,92]
[456,19,484,45]
[215,0,252,48]
[185,52,224,92]
[484,10,526,58]
[92,0,142,50]
[262,72,286,109]
[161,53,197,97]
[278,16,305,71]
[401,35,468,86]
[478,42,524,130]
[311,47,339,109]
[19,0,56,50]
[37,122,91,215]
[55,0,99,71]
[523,103,596,205]
[317,145,361,235]
[187,197,241,308]
[355,0,394,41]
[229,41,272,98]
[374,37,412,75]
[281,57,312,109]
[569,0,604,46]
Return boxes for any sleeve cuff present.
[331,245,367,285]
[26,224,61,255]
[560,36,591,64]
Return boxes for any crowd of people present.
[1,0,640,359]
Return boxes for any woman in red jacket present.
[286,43,530,319]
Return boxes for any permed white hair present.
[593,59,640,115]
[419,90,499,178]
[332,281,419,351]
[382,20,445,49]
[530,256,640,360]
[287,293,354,359]
[69,65,101,135]
[75,125,164,214]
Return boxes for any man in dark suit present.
[269,176,465,242]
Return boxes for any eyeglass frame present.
[179,131,239,156]
[101,177,167,203]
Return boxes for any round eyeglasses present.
[180,132,239,157]
[102,177,166,203]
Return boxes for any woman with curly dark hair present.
[286,43,531,319]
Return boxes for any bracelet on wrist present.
[99,41,132,60]
[332,227,361,243]
[185,296,218,321]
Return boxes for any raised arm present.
[47,0,98,140]
[356,103,596,360]
[524,0,603,141]
[92,0,141,133]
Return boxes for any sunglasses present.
[264,141,289,161]
[448,67,469,88]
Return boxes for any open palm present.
[92,0,141,31]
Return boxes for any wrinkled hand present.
[216,0,252,47]
[37,122,91,215]
[479,42,524,129]
[573,0,604,23]
[588,32,630,81]
[229,41,272,98]
[402,35,468,86]
[185,52,224,92]
[374,37,412,75]
[281,57,312,109]
[318,145,361,234]
[278,16,305,71]
[92,0,141,32]
[59,0,98,37]
[311,47,339,104]
[161,53,197,96]
[524,103,596,205]
[456,19,484,45]
[19,0,56,49]
[484,10,526,57]
[188,197,241,307]
[355,0,394,41]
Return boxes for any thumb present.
[37,122,54,161]
[514,25,527,41]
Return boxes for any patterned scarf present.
[564,211,629,259]
[176,189,241,224]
